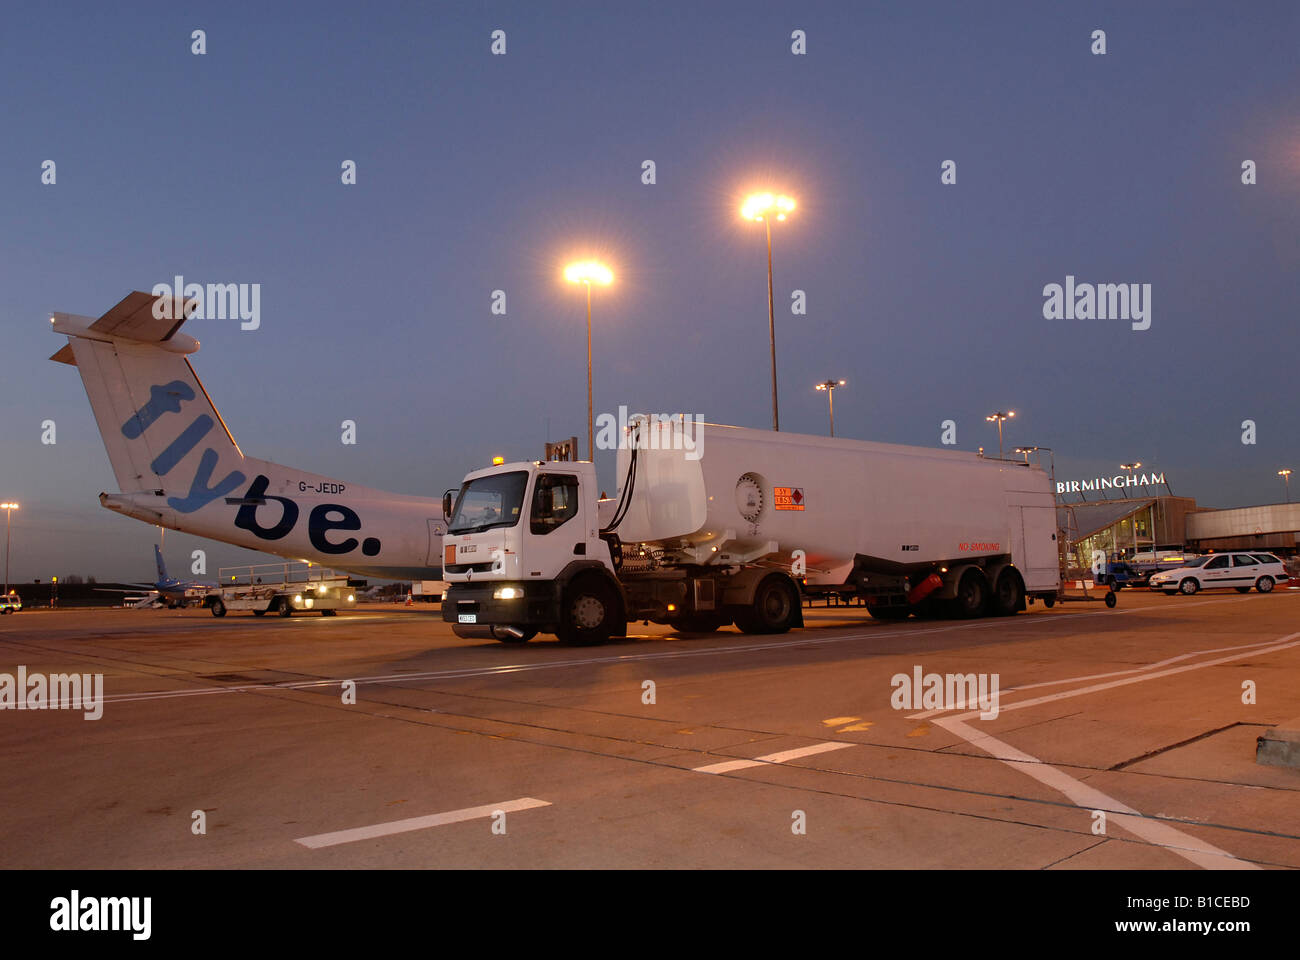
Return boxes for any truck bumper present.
[442,581,559,628]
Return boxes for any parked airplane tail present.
[51,291,446,579]
[51,291,245,503]
[154,544,169,582]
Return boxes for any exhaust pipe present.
[453,624,528,640]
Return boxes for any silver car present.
[1149,552,1290,596]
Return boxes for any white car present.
[1149,552,1290,596]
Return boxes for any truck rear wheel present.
[990,569,1024,617]
[952,570,989,618]
[734,575,800,634]
[557,576,623,646]
[277,597,293,617]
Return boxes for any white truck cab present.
[441,460,624,644]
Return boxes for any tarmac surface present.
[2,589,1298,869]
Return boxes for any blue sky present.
[1,1,1297,580]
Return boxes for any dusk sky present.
[1,1,1297,581]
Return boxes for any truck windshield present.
[447,471,528,534]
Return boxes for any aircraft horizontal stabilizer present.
[49,290,199,362]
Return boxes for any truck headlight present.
[493,586,523,600]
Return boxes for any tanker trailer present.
[441,415,1061,644]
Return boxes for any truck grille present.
[446,562,497,574]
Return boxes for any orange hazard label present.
[774,486,805,511]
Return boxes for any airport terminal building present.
[1053,470,1300,569]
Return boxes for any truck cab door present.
[525,472,604,575]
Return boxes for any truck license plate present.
[458,613,476,624]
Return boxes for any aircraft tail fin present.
[50,292,247,504]
[154,544,169,582]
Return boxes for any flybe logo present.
[122,381,246,512]
[121,383,382,558]
[234,475,382,556]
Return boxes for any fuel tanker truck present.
[441,415,1063,645]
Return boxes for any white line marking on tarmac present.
[935,717,1258,870]
[90,592,1286,708]
[915,630,1300,868]
[972,635,1300,699]
[693,740,852,774]
[294,797,551,849]
[908,632,1300,721]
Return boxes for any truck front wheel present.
[557,577,623,646]
[734,575,800,634]
[210,599,226,618]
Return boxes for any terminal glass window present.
[530,474,580,535]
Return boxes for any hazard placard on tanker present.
[774,487,805,511]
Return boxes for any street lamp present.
[984,411,1015,460]
[814,379,846,436]
[1,502,16,595]
[1015,445,1055,480]
[1280,468,1293,503]
[564,260,614,461]
[742,192,796,431]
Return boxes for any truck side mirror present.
[442,489,455,520]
